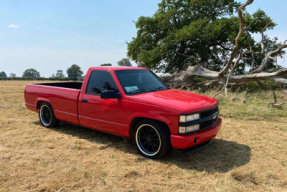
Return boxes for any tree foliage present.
[117,58,132,66]
[67,64,83,80]
[22,69,40,79]
[10,73,16,78]
[100,63,112,66]
[127,0,279,74]
[0,71,7,78]
[56,70,65,78]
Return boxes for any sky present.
[0,0,286,77]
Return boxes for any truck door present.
[78,70,125,135]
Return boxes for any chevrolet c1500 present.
[24,66,222,159]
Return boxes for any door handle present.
[82,99,88,103]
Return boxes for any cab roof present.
[89,66,148,71]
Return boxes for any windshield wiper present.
[150,86,167,91]
[154,86,165,90]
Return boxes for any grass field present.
[0,81,287,192]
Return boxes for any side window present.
[86,70,119,95]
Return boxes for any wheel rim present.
[136,124,161,156]
[40,105,52,126]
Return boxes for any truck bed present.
[35,82,82,89]
[24,82,81,125]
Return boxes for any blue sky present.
[0,0,286,77]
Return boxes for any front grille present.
[179,105,219,134]
[199,106,219,130]
[200,106,218,118]
[200,118,218,130]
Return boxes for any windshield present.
[115,69,169,95]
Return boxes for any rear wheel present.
[38,102,60,128]
[134,120,171,159]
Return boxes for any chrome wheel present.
[135,124,161,156]
[40,105,52,126]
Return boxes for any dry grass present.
[0,81,287,192]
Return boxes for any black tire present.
[38,102,60,128]
[133,120,171,159]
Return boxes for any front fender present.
[128,112,172,127]
[127,112,178,138]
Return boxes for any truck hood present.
[129,89,218,113]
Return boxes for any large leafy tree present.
[127,0,278,74]
[0,71,7,78]
[67,64,83,80]
[117,58,132,66]
[22,69,40,79]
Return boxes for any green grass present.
[195,90,287,121]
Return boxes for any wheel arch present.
[36,98,51,111]
[37,99,60,128]
[129,117,171,139]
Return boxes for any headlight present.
[179,124,200,134]
[179,113,200,122]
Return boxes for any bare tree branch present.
[176,52,201,66]
[246,33,256,71]
[259,20,271,55]
[251,40,287,73]
[219,0,254,76]
[267,91,287,108]
[231,53,242,74]
[220,4,271,76]
[231,21,272,73]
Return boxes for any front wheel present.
[134,120,171,159]
[38,102,60,128]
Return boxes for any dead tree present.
[267,91,287,108]
[162,0,287,95]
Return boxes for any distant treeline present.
[0,59,133,81]
[0,77,72,81]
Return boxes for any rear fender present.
[36,98,51,112]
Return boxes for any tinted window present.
[115,70,169,95]
[86,70,119,95]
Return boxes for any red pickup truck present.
[24,66,221,159]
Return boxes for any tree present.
[100,63,112,66]
[56,70,65,78]
[22,69,40,79]
[128,0,287,94]
[160,0,287,95]
[127,0,279,74]
[0,71,7,78]
[67,64,83,80]
[10,73,16,78]
[117,58,132,66]
[51,74,56,78]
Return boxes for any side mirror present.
[101,90,122,99]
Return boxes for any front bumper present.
[170,118,222,149]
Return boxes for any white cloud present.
[8,24,19,28]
